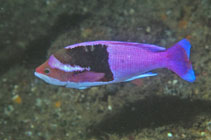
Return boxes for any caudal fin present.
[166,39,195,82]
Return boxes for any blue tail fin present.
[166,39,195,82]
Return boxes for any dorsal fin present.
[65,41,166,52]
[137,44,166,52]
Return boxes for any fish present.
[34,39,195,89]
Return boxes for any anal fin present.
[125,72,157,82]
[78,87,88,90]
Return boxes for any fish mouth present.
[34,72,43,79]
[34,72,66,86]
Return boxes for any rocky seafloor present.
[1,0,211,140]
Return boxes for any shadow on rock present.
[0,13,90,75]
[24,13,90,68]
[87,95,211,137]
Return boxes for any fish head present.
[34,58,69,86]
[34,45,115,89]
[34,55,106,88]
[35,60,51,76]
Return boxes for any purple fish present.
[35,39,195,89]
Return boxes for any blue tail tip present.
[182,69,196,82]
[178,39,191,59]
[179,39,191,47]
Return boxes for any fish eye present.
[44,68,50,74]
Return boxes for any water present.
[0,0,211,139]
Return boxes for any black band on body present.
[54,44,113,81]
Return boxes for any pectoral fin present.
[73,71,105,82]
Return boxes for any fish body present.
[35,39,195,89]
